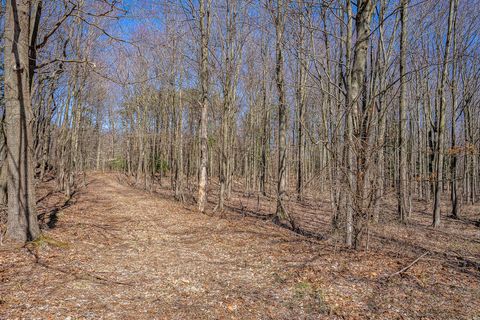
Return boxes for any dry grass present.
[0,173,479,319]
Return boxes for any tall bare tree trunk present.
[274,0,290,224]
[218,1,239,211]
[344,0,354,247]
[450,0,459,218]
[296,0,306,201]
[174,88,184,201]
[260,38,269,197]
[197,0,211,213]
[4,0,41,242]
[398,0,409,222]
[433,0,456,228]
[347,0,375,248]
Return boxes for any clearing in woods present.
[0,173,479,319]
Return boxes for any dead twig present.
[386,251,429,278]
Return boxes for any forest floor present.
[0,173,479,319]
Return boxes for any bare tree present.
[197,0,212,213]
[398,0,410,222]
[346,0,375,248]
[272,0,291,225]
[4,0,41,242]
[433,0,456,228]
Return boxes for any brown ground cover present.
[1,173,479,319]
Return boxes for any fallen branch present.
[387,251,429,277]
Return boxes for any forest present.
[0,0,479,319]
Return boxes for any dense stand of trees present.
[0,0,124,242]
[1,0,480,249]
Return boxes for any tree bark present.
[433,0,456,228]
[197,0,211,213]
[398,0,409,222]
[296,0,306,201]
[450,0,459,218]
[274,0,290,224]
[347,0,375,248]
[4,0,41,243]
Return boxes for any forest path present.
[1,173,478,319]
[0,173,331,319]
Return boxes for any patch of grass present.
[155,158,169,174]
[110,157,127,171]
[292,281,330,314]
[30,234,69,249]
[294,281,312,299]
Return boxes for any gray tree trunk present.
[398,0,409,222]
[433,0,456,228]
[274,0,291,224]
[197,0,211,213]
[4,0,41,243]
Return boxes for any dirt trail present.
[1,174,479,319]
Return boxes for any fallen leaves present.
[0,173,478,319]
